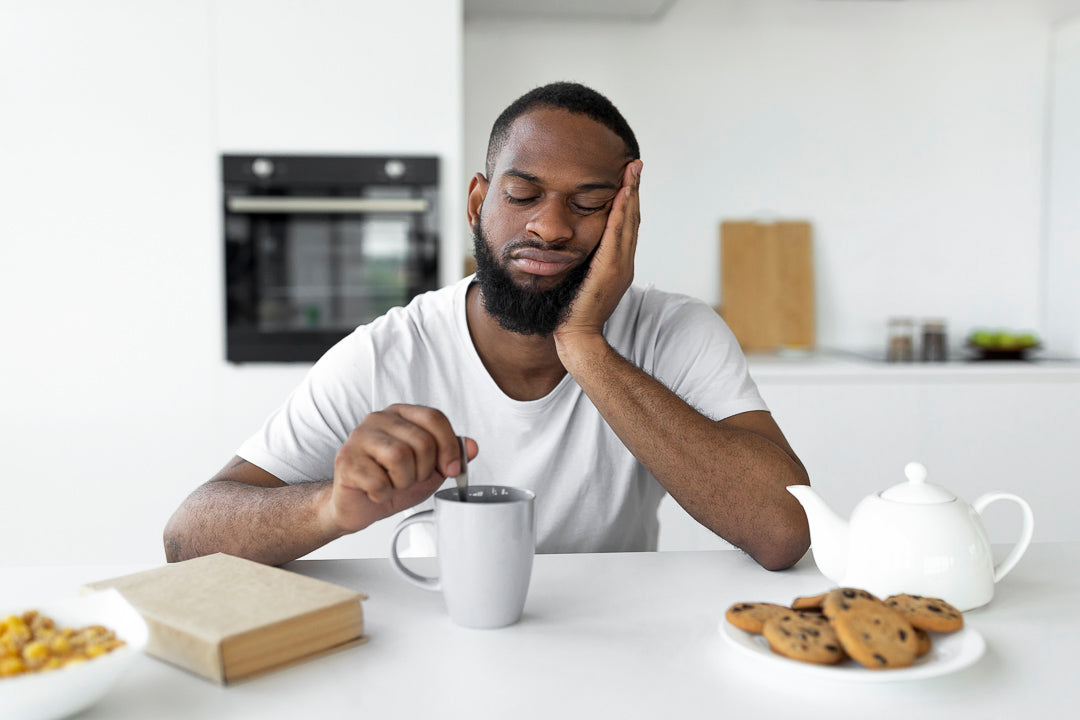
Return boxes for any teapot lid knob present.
[881,461,955,504]
[904,462,928,485]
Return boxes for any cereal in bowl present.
[0,610,126,678]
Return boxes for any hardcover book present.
[86,553,367,684]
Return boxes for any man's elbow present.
[162,510,196,563]
[752,517,811,572]
[755,540,809,572]
[163,535,182,563]
[162,520,183,563]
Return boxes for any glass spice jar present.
[921,319,948,362]
[886,317,915,362]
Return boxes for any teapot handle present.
[972,493,1035,583]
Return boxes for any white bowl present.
[1,589,148,720]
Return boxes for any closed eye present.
[504,193,611,213]
[572,200,611,214]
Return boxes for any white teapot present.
[787,462,1034,611]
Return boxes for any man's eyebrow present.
[502,168,542,184]
[501,167,619,192]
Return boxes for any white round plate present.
[720,620,985,682]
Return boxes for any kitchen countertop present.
[746,349,1080,381]
[4,543,1078,719]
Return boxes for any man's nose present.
[524,197,573,244]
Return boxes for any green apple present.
[996,332,1017,349]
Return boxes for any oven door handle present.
[226,196,429,214]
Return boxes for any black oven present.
[223,154,439,362]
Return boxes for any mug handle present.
[389,510,440,591]
[972,493,1035,583]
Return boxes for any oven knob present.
[384,159,406,179]
[251,158,275,178]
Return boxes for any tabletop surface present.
[4,542,1079,719]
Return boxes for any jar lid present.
[880,462,955,504]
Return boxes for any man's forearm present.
[163,480,344,566]
[559,335,810,570]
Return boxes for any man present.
[164,82,811,570]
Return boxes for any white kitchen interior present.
[1,0,1077,566]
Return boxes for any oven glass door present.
[255,215,412,332]
[225,186,438,362]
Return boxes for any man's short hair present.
[485,82,640,177]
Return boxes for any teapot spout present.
[787,485,849,584]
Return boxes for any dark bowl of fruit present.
[966,329,1040,360]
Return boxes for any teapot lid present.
[880,462,955,504]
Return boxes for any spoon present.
[456,435,468,501]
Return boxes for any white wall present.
[1046,15,1080,358]
[465,0,1062,353]
[0,0,463,566]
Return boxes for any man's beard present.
[472,215,593,336]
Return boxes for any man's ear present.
[466,173,489,232]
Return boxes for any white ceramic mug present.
[389,485,536,629]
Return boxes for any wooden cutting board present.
[720,220,815,352]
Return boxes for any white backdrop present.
[1,0,1077,566]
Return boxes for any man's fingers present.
[373,411,449,488]
[366,429,422,492]
[334,405,477,512]
[602,160,641,252]
[447,436,479,477]
[390,471,449,513]
[389,404,468,479]
[626,160,641,231]
[336,450,395,504]
[600,186,629,252]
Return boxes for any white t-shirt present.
[237,277,767,553]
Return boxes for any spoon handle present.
[455,435,468,501]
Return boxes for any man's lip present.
[509,249,577,277]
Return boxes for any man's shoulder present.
[614,284,714,323]
[369,277,468,334]
[607,284,733,359]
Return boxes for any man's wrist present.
[555,329,614,375]
[314,481,354,542]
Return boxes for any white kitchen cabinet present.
[658,356,1080,553]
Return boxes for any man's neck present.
[465,282,568,401]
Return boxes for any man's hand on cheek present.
[554,159,642,351]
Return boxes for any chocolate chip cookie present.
[831,601,919,669]
[762,612,846,665]
[725,602,794,634]
[791,592,828,613]
[883,594,964,633]
[822,587,881,618]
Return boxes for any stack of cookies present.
[725,588,964,669]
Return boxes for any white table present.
[4,543,1078,718]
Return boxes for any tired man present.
[164,82,811,570]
